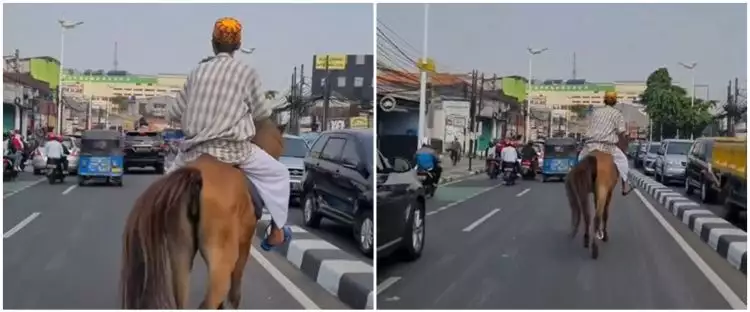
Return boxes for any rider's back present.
[415,147,437,170]
[583,106,625,153]
[176,53,271,164]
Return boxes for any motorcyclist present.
[9,130,24,171]
[44,134,67,174]
[500,139,519,176]
[415,138,442,185]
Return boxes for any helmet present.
[604,91,617,105]
[48,133,57,141]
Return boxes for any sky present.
[3,3,373,91]
[377,3,747,101]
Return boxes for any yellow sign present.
[315,54,347,70]
[417,57,436,73]
[350,116,369,129]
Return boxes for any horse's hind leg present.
[602,191,614,242]
[199,225,239,309]
[228,214,256,309]
[591,186,610,259]
[169,223,197,308]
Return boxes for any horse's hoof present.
[595,230,604,240]
[602,233,609,242]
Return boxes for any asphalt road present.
[638,169,747,231]
[376,174,747,309]
[3,169,348,310]
[287,200,373,266]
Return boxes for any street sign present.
[380,95,396,112]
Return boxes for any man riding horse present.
[167,17,291,250]
[579,91,633,196]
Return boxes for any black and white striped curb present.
[255,214,373,309]
[628,169,747,274]
[439,168,486,184]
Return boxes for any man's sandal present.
[260,224,292,252]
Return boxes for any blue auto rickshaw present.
[77,130,124,186]
[541,137,579,182]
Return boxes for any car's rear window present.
[126,132,161,142]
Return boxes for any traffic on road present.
[376,172,746,309]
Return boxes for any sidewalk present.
[438,156,486,184]
[3,167,45,198]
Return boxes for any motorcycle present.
[3,156,18,181]
[487,158,500,179]
[416,169,438,198]
[46,159,66,184]
[520,159,536,180]
[503,163,516,186]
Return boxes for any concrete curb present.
[628,169,747,274]
[254,215,373,309]
[438,168,486,185]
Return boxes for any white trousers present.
[168,143,289,227]
[578,147,629,183]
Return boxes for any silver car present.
[654,139,693,185]
[641,141,660,175]
[31,137,80,175]
[279,134,309,200]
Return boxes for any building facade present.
[60,73,186,110]
[310,54,373,105]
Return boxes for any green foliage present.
[111,96,129,113]
[569,104,588,118]
[640,67,713,138]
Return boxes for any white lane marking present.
[441,172,482,186]
[250,246,320,310]
[4,212,41,239]
[516,188,531,197]
[633,189,745,309]
[377,276,402,294]
[462,208,501,232]
[428,183,504,217]
[61,184,78,195]
[3,177,46,199]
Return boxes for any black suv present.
[301,129,374,256]
[376,150,426,261]
[124,131,166,173]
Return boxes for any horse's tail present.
[566,155,598,237]
[120,167,203,309]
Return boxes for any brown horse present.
[565,137,628,259]
[120,118,285,309]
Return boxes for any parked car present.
[685,137,747,219]
[653,139,693,185]
[31,136,80,175]
[300,129,374,256]
[641,141,660,175]
[376,149,426,261]
[279,134,309,201]
[123,131,166,173]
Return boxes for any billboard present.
[315,54,348,70]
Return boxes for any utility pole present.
[417,3,430,149]
[321,55,331,131]
[468,70,478,171]
[726,80,733,136]
[290,66,297,134]
[296,63,304,135]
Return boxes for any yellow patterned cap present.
[212,17,242,45]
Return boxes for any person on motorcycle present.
[44,134,67,174]
[415,138,442,184]
[500,139,519,175]
[8,130,25,171]
[167,17,291,250]
[579,90,633,195]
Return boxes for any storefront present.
[3,103,17,133]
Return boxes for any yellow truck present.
[685,136,746,217]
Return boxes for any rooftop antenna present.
[113,41,119,71]
[572,52,577,80]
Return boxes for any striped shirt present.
[582,105,626,154]
[168,53,272,164]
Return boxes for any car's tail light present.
[70,150,78,156]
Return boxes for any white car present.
[31,137,80,175]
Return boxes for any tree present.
[569,104,589,119]
[640,68,713,139]
[264,90,278,100]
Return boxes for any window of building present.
[337,76,346,87]
[355,55,365,65]
[147,83,153,86]
[320,78,327,87]
[135,83,141,86]
[354,77,364,87]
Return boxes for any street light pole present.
[417,3,430,149]
[525,47,548,143]
[56,19,83,135]
[679,61,698,139]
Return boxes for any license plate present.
[136,147,151,152]
[47,164,57,169]
[417,175,426,181]
[504,168,513,172]
[111,168,122,173]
